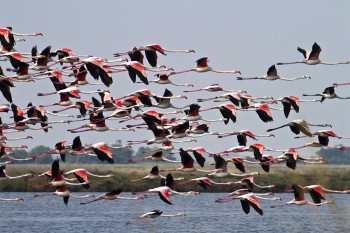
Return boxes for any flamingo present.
[290,141,344,150]
[132,186,199,205]
[37,84,106,99]
[31,140,69,161]
[237,64,310,81]
[216,192,281,215]
[34,185,94,206]
[261,150,326,170]
[0,165,32,181]
[32,160,90,188]
[208,155,259,178]
[303,86,350,102]
[231,176,275,191]
[277,42,350,65]
[80,189,143,205]
[126,210,185,225]
[0,145,32,161]
[181,103,226,123]
[112,61,173,85]
[240,103,281,123]
[114,44,195,67]
[152,89,188,109]
[160,148,222,173]
[303,185,350,203]
[64,168,114,180]
[184,83,246,93]
[271,184,334,208]
[267,119,332,137]
[70,142,115,164]
[217,130,275,146]
[177,177,233,190]
[141,73,193,87]
[294,130,349,146]
[200,104,237,125]
[128,151,181,163]
[263,96,320,118]
[129,166,183,182]
[169,57,241,76]
[0,27,42,52]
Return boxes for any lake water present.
[1,192,350,232]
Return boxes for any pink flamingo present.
[277,42,350,65]
[170,57,241,76]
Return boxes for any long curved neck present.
[116,196,140,200]
[279,75,310,81]
[211,69,240,74]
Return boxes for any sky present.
[1,0,350,158]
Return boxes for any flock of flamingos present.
[1,26,350,223]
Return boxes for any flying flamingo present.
[0,165,32,181]
[140,73,193,87]
[181,103,226,123]
[285,185,350,204]
[261,150,326,170]
[132,186,199,205]
[67,111,134,134]
[126,210,186,225]
[186,122,217,136]
[64,168,115,180]
[303,86,350,102]
[80,189,143,205]
[200,104,237,125]
[231,176,275,191]
[152,89,188,109]
[160,148,222,173]
[216,192,281,215]
[128,151,181,163]
[184,83,246,93]
[0,145,32,161]
[277,42,350,65]
[31,140,69,161]
[0,27,42,52]
[70,142,115,164]
[290,141,344,150]
[177,177,234,190]
[32,160,90,188]
[128,166,183,183]
[266,119,332,137]
[169,57,241,76]
[114,44,195,67]
[237,64,310,81]
[294,130,350,146]
[240,103,282,123]
[217,130,275,146]
[116,89,160,107]
[111,61,173,85]
[271,184,334,208]
[207,155,259,178]
[34,185,94,206]
[263,96,320,118]
[37,84,105,99]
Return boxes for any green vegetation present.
[1,163,350,193]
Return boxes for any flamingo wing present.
[246,196,263,215]
[158,189,173,205]
[308,187,326,204]
[145,50,158,67]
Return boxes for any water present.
[1,193,350,232]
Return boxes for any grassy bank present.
[1,164,350,193]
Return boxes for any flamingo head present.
[187,49,195,53]
[180,95,187,99]
[16,198,24,201]
[35,32,43,36]
[87,194,95,198]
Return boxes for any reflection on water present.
[1,193,350,232]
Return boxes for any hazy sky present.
[1,0,350,158]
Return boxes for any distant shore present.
[1,164,350,193]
